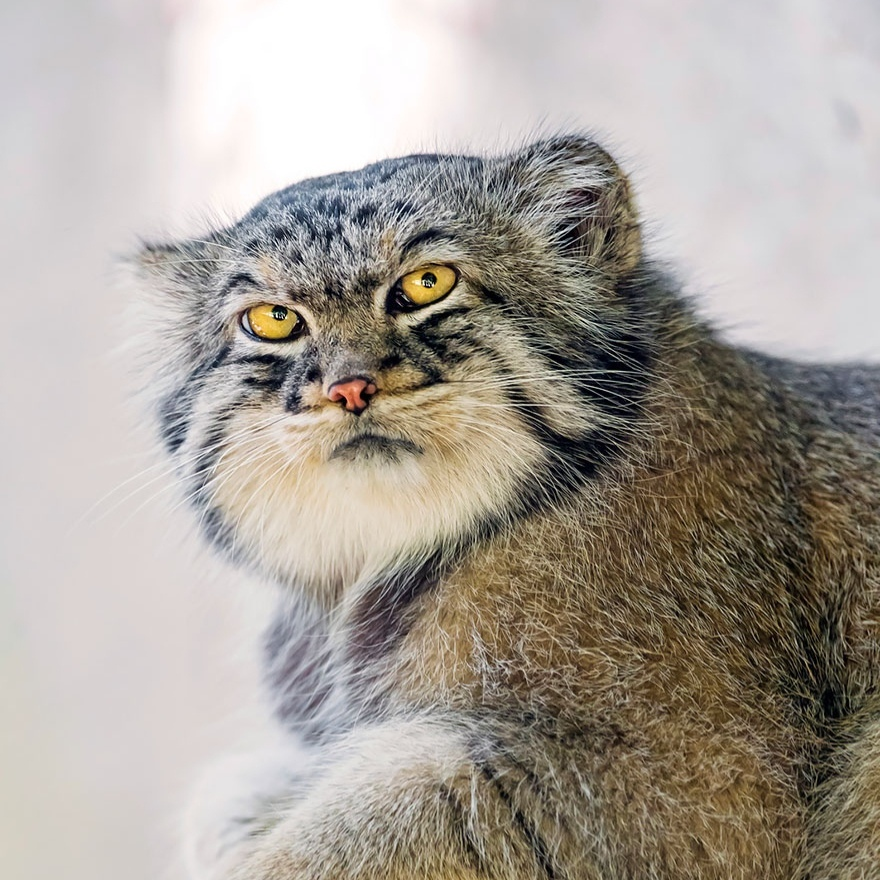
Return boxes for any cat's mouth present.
[329,432,424,463]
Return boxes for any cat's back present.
[747,351,880,445]
[740,351,880,705]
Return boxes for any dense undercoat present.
[133,137,880,879]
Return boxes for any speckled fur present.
[130,136,880,879]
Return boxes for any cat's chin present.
[200,398,546,596]
[207,439,507,598]
[328,433,424,464]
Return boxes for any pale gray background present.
[2,1,879,878]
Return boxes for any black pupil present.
[421,272,437,288]
[271,306,288,321]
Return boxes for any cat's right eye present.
[240,304,306,342]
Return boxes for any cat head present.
[130,135,650,598]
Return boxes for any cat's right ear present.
[121,235,230,334]
[119,236,225,390]
[126,237,224,297]
[500,135,642,278]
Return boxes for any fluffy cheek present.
[203,393,544,596]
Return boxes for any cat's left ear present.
[502,135,642,277]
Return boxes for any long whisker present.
[79,412,289,530]
[184,444,290,547]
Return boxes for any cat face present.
[131,136,648,597]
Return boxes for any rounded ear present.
[127,236,224,294]
[117,235,228,396]
[120,235,226,348]
[502,134,642,277]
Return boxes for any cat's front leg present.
[226,711,803,880]
[229,716,552,880]
[185,738,319,880]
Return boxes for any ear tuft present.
[508,134,642,277]
[128,236,222,290]
[117,234,229,403]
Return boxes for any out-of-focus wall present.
[1,2,878,879]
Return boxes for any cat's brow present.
[221,272,261,296]
[400,228,458,257]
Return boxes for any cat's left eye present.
[390,264,458,312]
[240,304,306,341]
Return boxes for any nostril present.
[327,376,377,413]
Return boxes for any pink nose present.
[327,377,377,413]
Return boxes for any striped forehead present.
[235,154,481,251]
[222,189,467,311]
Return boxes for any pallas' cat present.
[131,136,880,879]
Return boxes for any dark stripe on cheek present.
[189,402,237,478]
[413,329,477,368]
[411,318,481,369]
[285,386,303,413]
[157,345,231,454]
[186,392,249,557]
[485,343,649,517]
[158,388,192,454]
[231,353,286,367]
[413,306,472,333]
[233,353,292,395]
[243,363,288,395]
[539,331,653,426]
[282,351,321,414]
[505,381,615,487]
[205,345,233,372]
[475,282,506,305]
[201,504,236,555]
[392,337,444,385]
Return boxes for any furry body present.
[133,137,880,879]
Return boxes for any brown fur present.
[230,289,880,879]
[132,137,880,879]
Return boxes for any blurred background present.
[2,1,879,878]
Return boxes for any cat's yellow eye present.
[240,304,305,341]
[397,265,458,307]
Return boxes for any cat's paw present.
[184,742,315,880]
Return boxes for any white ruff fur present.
[207,384,545,598]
